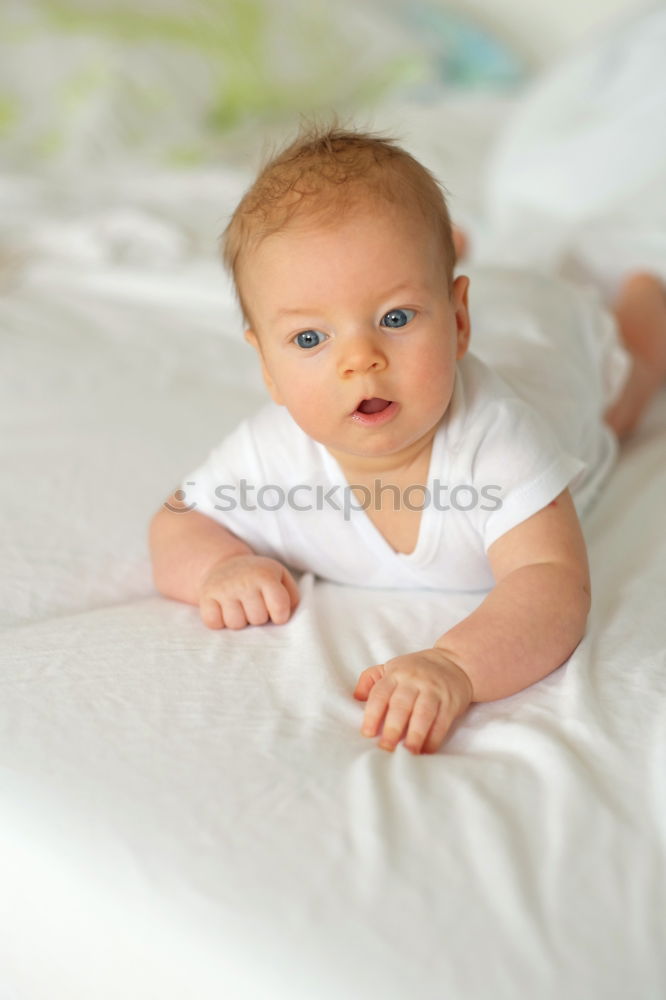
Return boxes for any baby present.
[149,121,666,755]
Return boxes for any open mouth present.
[355,397,392,415]
[351,397,398,426]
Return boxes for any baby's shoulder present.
[446,353,561,470]
[450,352,534,434]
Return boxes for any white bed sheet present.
[1,89,666,999]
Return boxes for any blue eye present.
[294,330,326,350]
[381,308,415,329]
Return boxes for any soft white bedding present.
[2,10,666,998]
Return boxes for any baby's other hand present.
[353,649,473,755]
[198,555,300,629]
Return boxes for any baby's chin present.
[277,399,448,467]
[323,429,441,474]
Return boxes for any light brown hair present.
[220,114,456,328]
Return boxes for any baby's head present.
[222,118,458,329]
[219,118,470,471]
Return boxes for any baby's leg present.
[602,273,666,441]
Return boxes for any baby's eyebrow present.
[272,283,424,321]
[274,305,321,319]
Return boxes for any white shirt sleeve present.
[177,409,288,561]
[463,393,587,551]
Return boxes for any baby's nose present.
[338,333,387,376]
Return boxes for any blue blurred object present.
[391,1,526,95]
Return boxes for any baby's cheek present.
[411,353,456,400]
[278,382,330,430]
[291,382,326,411]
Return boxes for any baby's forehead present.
[239,196,449,305]
[255,191,372,241]
[251,191,433,253]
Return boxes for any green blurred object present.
[0,0,525,166]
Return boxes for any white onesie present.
[179,266,631,592]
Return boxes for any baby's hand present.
[198,555,300,629]
[353,649,473,755]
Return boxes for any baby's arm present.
[355,488,591,753]
[149,493,300,629]
[434,487,591,701]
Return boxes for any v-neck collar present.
[316,420,447,567]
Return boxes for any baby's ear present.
[451,275,471,360]
[244,328,260,352]
[243,328,284,405]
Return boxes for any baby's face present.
[242,202,470,474]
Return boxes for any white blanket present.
[2,12,666,998]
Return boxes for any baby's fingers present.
[404,693,441,755]
[359,673,399,739]
[239,590,270,627]
[261,578,295,625]
[200,595,249,630]
[280,568,301,610]
[219,597,248,630]
[421,701,456,755]
[375,686,419,752]
[200,596,224,630]
[353,664,384,701]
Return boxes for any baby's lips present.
[355,397,392,415]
